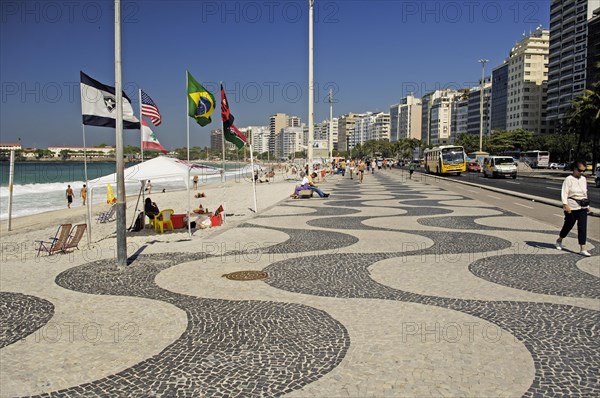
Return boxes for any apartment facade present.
[337,113,358,151]
[506,27,550,134]
[467,80,492,136]
[491,62,509,131]
[587,6,600,88]
[547,0,596,133]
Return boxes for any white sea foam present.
[0,169,248,220]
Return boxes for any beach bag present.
[130,212,145,232]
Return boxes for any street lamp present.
[478,59,488,152]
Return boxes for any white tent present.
[86,156,221,238]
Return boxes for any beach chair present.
[96,204,116,223]
[63,224,87,252]
[154,209,174,234]
[36,223,72,256]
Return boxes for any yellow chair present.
[154,209,174,233]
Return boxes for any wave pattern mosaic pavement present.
[0,292,54,348]
[4,170,598,397]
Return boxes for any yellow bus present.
[423,145,466,175]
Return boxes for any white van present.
[482,156,518,179]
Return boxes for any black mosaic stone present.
[324,197,427,208]
[0,292,55,348]
[238,225,359,253]
[417,215,556,232]
[271,204,361,217]
[469,253,600,299]
[46,253,349,397]
[398,199,463,207]
[264,253,600,397]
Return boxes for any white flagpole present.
[186,71,190,164]
[250,144,258,213]
[7,150,14,231]
[307,0,314,172]
[139,88,144,162]
[82,124,92,247]
[114,0,127,266]
[220,81,226,183]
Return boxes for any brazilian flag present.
[187,71,215,126]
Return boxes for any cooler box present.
[210,214,222,227]
[171,213,186,229]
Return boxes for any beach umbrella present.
[106,183,116,204]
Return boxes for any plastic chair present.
[63,224,87,252]
[154,209,174,233]
[36,223,72,256]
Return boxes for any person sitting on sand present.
[144,197,160,220]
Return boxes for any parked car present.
[466,161,481,172]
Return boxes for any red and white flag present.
[141,119,167,154]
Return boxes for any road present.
[442,170,600,203]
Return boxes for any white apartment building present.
[243,126,270,154]
[429,91,461,145]
[277,126,304,159]
[369,113,391,141]
[352,113,371,147]
[397,95,422,140]
[506,27,550,134]
[337,113,357,151]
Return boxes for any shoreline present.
[0,175,301,253]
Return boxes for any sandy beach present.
[1,172,301,263]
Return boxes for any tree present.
[568,84,600,171]
[454,133,479,154]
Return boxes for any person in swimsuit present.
[66,185,74,208]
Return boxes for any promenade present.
[1,169,598,397]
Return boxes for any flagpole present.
[220,82,226,183]
[250,144,258,213]
[82,124,92,247]
[114,0,127,266]
[139,88,144,162]
[307,0,314,172]
[186,71,190,164]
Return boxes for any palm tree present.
[568,84,600,171]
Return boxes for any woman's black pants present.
[559,209,588,245]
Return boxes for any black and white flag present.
[80,71,140,129]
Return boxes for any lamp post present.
[478,59,488,153]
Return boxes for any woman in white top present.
[556,161,592,256]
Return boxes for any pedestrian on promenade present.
[556,161,592,256]
[358,160,365,183]
[66,185,74,208]
[349,159,356,179]
[408,161,416,179]
[80,184,87,205]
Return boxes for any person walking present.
[192,175,198,190]
[408,161,416,179]
[358,160,365,183]
[80,184,87,205]
[66,185,74,208]
[556,161,592,256]
[145,180,153,194]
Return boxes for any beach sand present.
[1,174,300,263]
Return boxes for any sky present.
[0,0,551,149]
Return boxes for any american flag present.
[140,89,162,126]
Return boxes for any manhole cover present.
[223,271,268,281]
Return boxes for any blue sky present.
[1,0,550,149]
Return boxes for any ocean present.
[0,161,253,220]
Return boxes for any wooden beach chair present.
[154,209,174,234]
[63,224,87,252]
[36,223,72,256]
[96,204,116,223]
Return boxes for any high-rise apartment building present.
[506,27,549,134]
[337,113,357,151]
[491,62,509,131]
[369,113,391,141]
[391,95,422,141]
[467,79,492,136]
[547,0,596,133]
[423,90,461,145]
[587,7,600,88]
